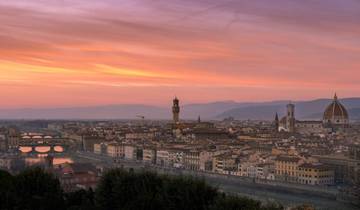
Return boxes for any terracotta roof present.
[298,163,331,170]
[323,94,349,120]
[275,155,301,162]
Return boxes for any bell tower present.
[286,103,295,132]
[172,97,180,123]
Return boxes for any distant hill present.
[217,98,360,120]
[182,101,254,120]
[0,105,169,120]
[0,98,359,120]
[182,100,289,120]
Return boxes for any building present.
[349,144,360,160]
[168,149,185,168]
[82,134,104,152]
[0,155,26,173]
[143,147,156,164]
[275,155,303,183]
[274,113,279,132]
[124,145,136,160]
[125,132,155,140]
[199,150,215,171]
[0,134,7,152]
[106,143,124,158]
[94,143,107,155]
[295,121,324,134]
[53,163,99,192]
[184,150,201,170]
[278,94,350,133]
[213,153,238,174]
[297,163,334,186]
[7,127,20,150]
[323,93,349,128]
[279,103,296,132]
[172,97,180,124]
[156,149,170,167]
[286,103,296,133]
[256,163,275,180]
[315,154,360,185]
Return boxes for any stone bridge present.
[18,137,71,154]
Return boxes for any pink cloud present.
[0,0,359,107]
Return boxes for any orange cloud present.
[0,0,359,107]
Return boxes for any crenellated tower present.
[172,97,180,123]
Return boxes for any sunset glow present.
[1,0,359,108]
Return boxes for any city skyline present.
[0,1,359,209]
[1,0,360,108]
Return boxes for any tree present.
[65,188,97,210]
[95,169,280,210]
[96,169,165,210]
[211,194,262,210]
[0,168,308,210]
[13,167,65,210]
[0,170,15,210]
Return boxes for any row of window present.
[298,174,332,178]
[298,179,333,185]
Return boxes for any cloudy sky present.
[0,0,359,108]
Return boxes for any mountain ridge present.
[0,98,359,120]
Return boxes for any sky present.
[0,0,359,108]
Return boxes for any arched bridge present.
[19,137,71,154]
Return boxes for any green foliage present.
[0,168,306,210]
[13,167,65,210]
[65,189,97,210]
[96,169,282,210]
[0,170,15,209]
[211,194,262,210]
[96,169,219,210]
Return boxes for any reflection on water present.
[26,156,73,166]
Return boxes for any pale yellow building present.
[107,143,124,158]
[213,153,238,174]
[275,155,303,183]
[143,148,156,164]
[298,163,334,185]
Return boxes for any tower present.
[172,97,180,123]
[274,112,279,132]
[286,103,295,132]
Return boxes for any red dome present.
[323,94,349,124]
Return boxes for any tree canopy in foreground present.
[0,168,314,210]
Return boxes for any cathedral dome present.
[323,94,349,125]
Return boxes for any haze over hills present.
[0,98,359,120]
[217,98,360,121]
